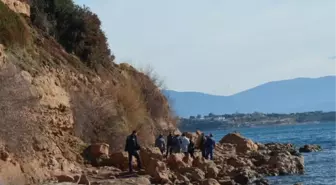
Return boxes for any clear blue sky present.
[75,0,335,96]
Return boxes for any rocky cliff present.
[0,1,176,184]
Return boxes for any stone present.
[201,178,220,185]
[175,173,190,184]
[189,168,205,182]
[140,147,163,167]
[167,153,188,170]
[55,175,75,183]
[268,152,304,175]
[0,148,10,161]
[299,144,322,153]
[78,174,90,185]
[0,0,30,16]
[89,143,109,157]
[21,70,33,84]
[146,158,170,184]
[104,151,137,170]
[219,133,258,153]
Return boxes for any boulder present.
[189,168,205,182]
[201,178,220,185]
[175,173,190,184]
[192,156,219,178]
[107,152,136,171]
[78,174,90,185]
[56,175,75,183]
[299,145,322,153]
[268,152,304,175]
[219,133,258,153]
[145,158,170,184]
[90,176,151,185]
[251,178,270,185]
[167,153,188,170]
[140,147,163,167]
[233,169,257,185]
[90,143,109,157]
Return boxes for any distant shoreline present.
[178,111,336,131]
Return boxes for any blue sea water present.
[208,122,336,185]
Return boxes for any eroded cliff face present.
[0,1,177,184]
[0,0,30,16]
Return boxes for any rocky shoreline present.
[43,132,306,185]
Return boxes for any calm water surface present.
[208,122,335,185]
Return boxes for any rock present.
[0,44,5,68]
[89,143,109,158]
[1,0,31,16]
[218,179,236,185]
[205,161,219,179]
[146,158,170,184]
[219,133,258,153]
[105,151,136,170]
[140,147,163,167]
[90,176,151,185]
[251,178,269,185]
[21,70,33,84]
[201,178,220,185]
[175,173,190,184]
[299,144,322,153]
[192,156,219,178]
[55,175,75,183]
[268,152,304,175]
[0,148,10,161]
[78,174,90,185]
[189,168,205,182]
[233,169,257,185]
[167,153,188,170]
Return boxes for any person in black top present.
[166,132,173,157]
[199,133,207,158]
[125,130,142,172]
[188,139,195,159]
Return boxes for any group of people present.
[124,130,216,173]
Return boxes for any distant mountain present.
[164,76,336,117]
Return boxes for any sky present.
[75,0,335,96]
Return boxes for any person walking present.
[166,132,173,157]
[125,130,142,172]
[205,133,216,160]
[180,133,190,156]
[155,134,166,154]
[199,133,207,158]
[172,134,181,153]
[188,139,195,158]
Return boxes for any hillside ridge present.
[164,76,336,117]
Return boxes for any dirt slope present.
[0,1,177,184]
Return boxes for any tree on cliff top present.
[30,0,115,69]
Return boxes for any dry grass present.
[0,1,30,48]
[114,80,148,131]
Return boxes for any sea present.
[208,122,336,185]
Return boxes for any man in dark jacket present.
[205,133,216,160]
[125,130,142,172]
[188,140,195,158]
[166,132,173,157]
[199,133,206,158]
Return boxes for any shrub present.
[30,0,115,68]
[0,1,30,47]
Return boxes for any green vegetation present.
[181,111,336,131]
[30,0,114,69]
[0,1,30,47]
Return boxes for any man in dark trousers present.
[125,130,142,172]
[199,133,207,158]
[166,132,173,157]
[205,133,216,160]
